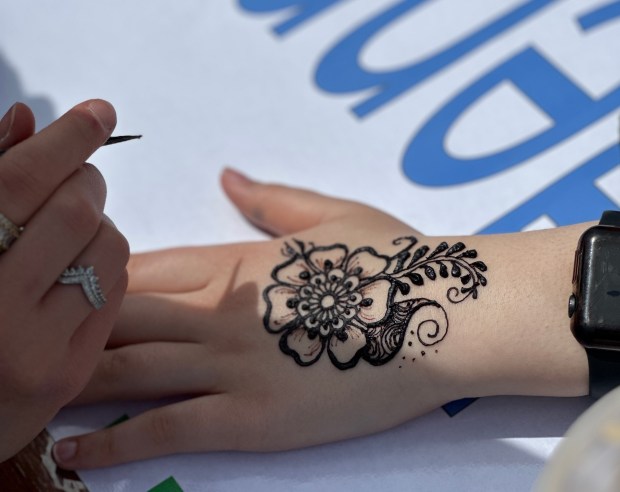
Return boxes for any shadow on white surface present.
[0,51,56,129]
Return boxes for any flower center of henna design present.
[263,237,487,370]
[294,268,364,339]
[320,295,335,308]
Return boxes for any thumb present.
[220,168,361,236]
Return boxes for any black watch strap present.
[587,348,620,399]
[586,210,620,399]
[600,210,620,227]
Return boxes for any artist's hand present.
[0,101,129,462]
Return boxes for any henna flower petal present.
[274,257,312,286]
[328,326,366,368]
[280,327,325,366]
[308,245,347,272]
[342,275,359,291]
[326,268,345,284]
[264,285,300,333]
[357,279,392,325]
[346,249,389,279]
[346,292,362,306]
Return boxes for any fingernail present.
[223,167,254,188]
[53,440,77,464]
[0,104,17,146]
[87,100,117,132]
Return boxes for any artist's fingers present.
[41,217,130,336]
[74,341,215,404]
[0,99,115,226]
[54,396,247,469]
[64,273,128,390]
[2,164,107,302]
[0,103,35,150]
[221,168,362,236]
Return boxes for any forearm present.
[431,223,591,400]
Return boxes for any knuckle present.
[116,268,129,294]
[118,235,131,266]
[149,412,177,448]
[55,190,101,237]
[82,163,107,195]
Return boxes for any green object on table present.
[148,476,184,492]
[104,413,130,429]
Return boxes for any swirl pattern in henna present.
[263,237,487,370]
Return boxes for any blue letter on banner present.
[480,146,620,234]
[238,0,348,35]
[315,0,558,117]
[403,48,620,186]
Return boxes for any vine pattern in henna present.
[262,237,487,370]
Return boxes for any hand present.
[0,101,129,461]
[54,169,588,469]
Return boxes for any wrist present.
[429,224,591,400]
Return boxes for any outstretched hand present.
[54,168,589,469]
[54,169,471,468]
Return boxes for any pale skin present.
[0,101,590,470]
[53,171,589,469]
[0,101,129,463]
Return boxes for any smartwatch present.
[569,210,620,399]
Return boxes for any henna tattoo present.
[262,237,487,370]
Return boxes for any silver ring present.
[0,212,22,253]
[57,266,107,310]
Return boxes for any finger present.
[0,102,36,150]
[126,244,240,294]
[40,216,130,334]
[0,164,108,302]
[108,274,252,346]
[0,99,116,226]
[108,293,203,346]
[127,248,208,293]
[61,272,128,398]
[221,167,361,236]
[74,341,214,404]
[54,396,242,469]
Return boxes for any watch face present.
[571,226,620,348]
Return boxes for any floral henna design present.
[262,237,487,370]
